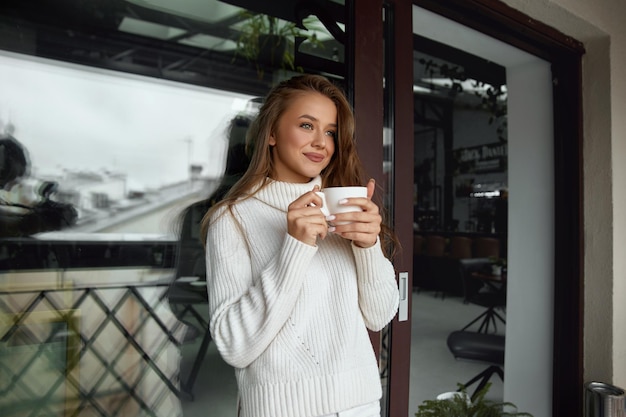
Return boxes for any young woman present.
[201,74,399,417]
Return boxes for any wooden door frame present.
[350,0,385,361]
[350,3,414,416]
[384,1,415,417]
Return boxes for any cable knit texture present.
[205,176,399,417]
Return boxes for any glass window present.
[0,1,347,416]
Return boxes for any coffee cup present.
[315,186,367,223]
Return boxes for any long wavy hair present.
[200,74,398,257]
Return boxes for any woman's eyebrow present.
[299,114,337,128]
[298,114,318,121]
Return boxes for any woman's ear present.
[268,134,276,146]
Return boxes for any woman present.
[201,74,399,417]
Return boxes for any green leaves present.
[415,383,533,417]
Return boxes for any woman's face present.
[269,92,336,183]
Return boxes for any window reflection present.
[0,51,254,238]
[1,0,348,416]
[410,33,509,406]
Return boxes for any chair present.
[413,235,433,290]
[447,330,505,400]
[426,240,477,297]
[461,291,506,333]
[425,235,446,257]
[168,201,212,400]
[414,235,447,293]
[450,236,472,259]
[473,237,500,259]
[460,267,506,333]
[414,234,425,255]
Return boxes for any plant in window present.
[488,256,507,267]
[418,58,508,142]
[488,256,506,275]
[234,12,323,78]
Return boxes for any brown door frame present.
[350,0,385,361]
[385,1,415,417]
[357,1,584,416]
[351,1,416,415]
[350,3,414,416]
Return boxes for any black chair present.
[415,235,463,298]
[168,112,252,399]
[168,201,212,400]
[447,330,505,400]
[459,258,506,333]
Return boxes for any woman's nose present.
[312,132,326,148]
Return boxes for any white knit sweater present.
[205,176,399,417]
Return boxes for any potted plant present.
[488,257,507,276]
[415,383,532,417]
[234,12,323,78]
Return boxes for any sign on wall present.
[452,142,507,174]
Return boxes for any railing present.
[0,237,191,417]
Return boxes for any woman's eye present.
[325,130,337,138]
[300,122,313,130]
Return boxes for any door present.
[383,2,583,417]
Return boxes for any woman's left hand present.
[329,178,381,248]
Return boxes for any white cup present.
[315,186,367,223]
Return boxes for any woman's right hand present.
[287,185,331,246]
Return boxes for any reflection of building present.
[45,169,218,235]
[55,171,127,211]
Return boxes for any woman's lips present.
[304,153,325,163]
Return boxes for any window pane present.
[1,1,348,416]
[410,25,508,409]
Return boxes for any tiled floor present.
[178,290,505,417]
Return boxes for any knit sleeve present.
[205,207,317,368]
[352,238,399,331]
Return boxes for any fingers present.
[329,181,380,247]
[333,224,380,248]
[329,209,381,248]
[330,196,379,220]
[287,211,329,246]
[289,186,324,211]
[285,182,381,247]
[286,186,329,246]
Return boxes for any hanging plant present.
[234,12,323,78]
[418,58,508,142]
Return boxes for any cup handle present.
[314,191,330,216]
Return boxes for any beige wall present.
[503,0,626,388]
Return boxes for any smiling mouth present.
[304,153,325,163]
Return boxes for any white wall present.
[504,0,626,389]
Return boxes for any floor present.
[177,290,505,417]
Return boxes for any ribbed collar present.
[252,176,322,213]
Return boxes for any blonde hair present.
[200,74,397,256]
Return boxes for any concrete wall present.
[504,0,626,388]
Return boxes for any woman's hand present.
[329,179,381,248]
[287,185,330,246]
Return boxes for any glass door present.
[408,5,555,416]
[384,3,582,416]
[410,12,510,408]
